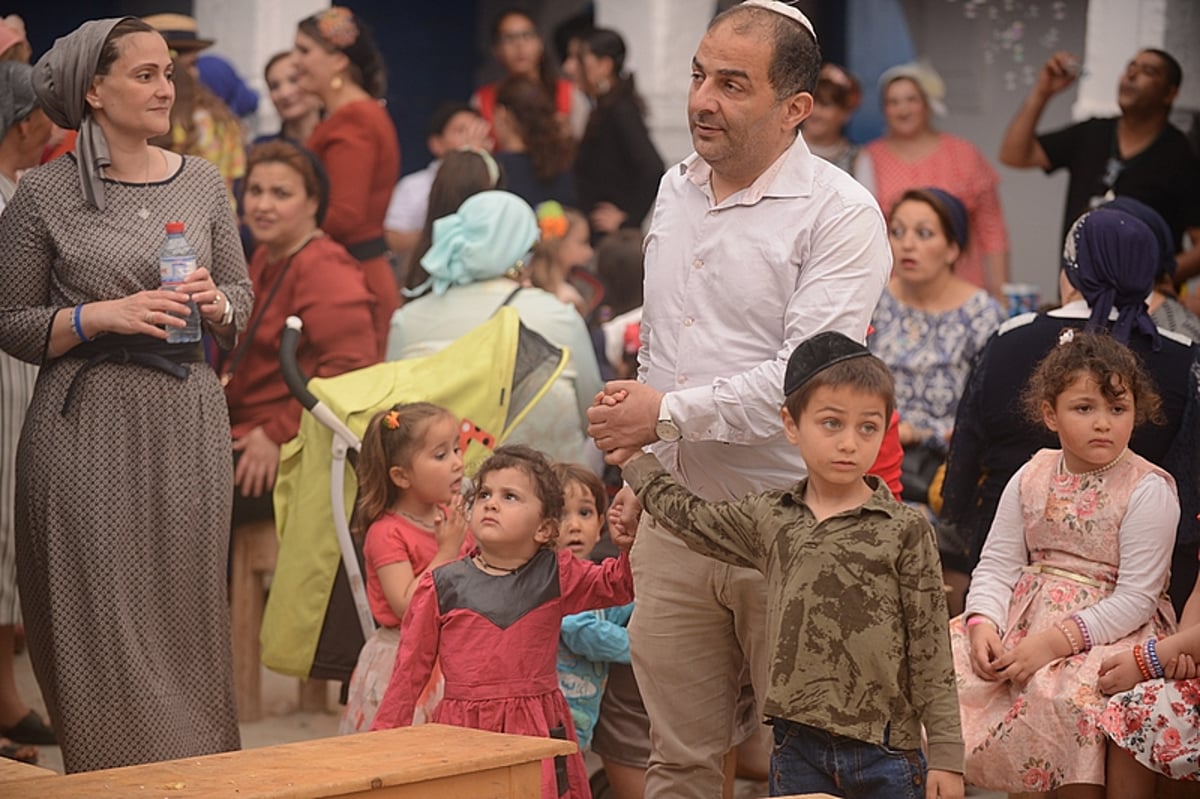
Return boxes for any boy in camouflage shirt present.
[616,331,964,799]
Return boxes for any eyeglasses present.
[498,29,539,45]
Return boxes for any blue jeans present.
[768,717,927,799]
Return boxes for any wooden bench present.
[0,724,575,798]
[0,757,57,786]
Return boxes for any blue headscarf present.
[197,55,259,117]
[922,187,969,249]
[1062,207,1161,350]
[1100,196,1176,278]
[412,190,539,297]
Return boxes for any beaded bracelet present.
[1146,639,1166,679]
[1133,641,1153,681]
[71,304,91,343]
[1057,621,1082,655]
[1071,613,1093,650]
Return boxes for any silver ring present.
[211,293,221,306]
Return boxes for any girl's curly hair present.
[1021,330,1165,428]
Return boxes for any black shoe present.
[2,711,56,746]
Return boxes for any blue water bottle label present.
[160,255,196,285]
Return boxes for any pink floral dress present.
[1100,655,1200,779]
[950,449,1177,792]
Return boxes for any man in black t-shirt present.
[999,48,1200,282]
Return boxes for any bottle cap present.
[165,221,185,234]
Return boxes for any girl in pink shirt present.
[339,402,472,733]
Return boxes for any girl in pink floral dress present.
[949,331,1179,796]
[1096,569,1200,795]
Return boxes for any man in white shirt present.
[382,102,488,260]
[587,2,890,796]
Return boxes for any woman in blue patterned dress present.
[871,188,1005,464]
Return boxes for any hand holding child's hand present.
[434,495,468,553]
[1097,649,1144,694]
[592,388,629,407]
[607,486,643,552]
[926,769,964,799]
[591,388,638,464]
[966,619,1005,681]
[992,629,1061,686]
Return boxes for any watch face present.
[655,420,681,442]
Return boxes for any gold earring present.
[331,75,344,91]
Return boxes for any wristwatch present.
[655,395,681,442]
[219,296,235,327]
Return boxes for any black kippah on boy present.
[783,331,872,397]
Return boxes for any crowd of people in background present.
[1,3,1200,799]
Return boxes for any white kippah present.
[738,0,817,42]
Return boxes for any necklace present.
[1058,448,1128,479]
[134,148,153,220]
[474,552,521,574]
[395,508,439,529]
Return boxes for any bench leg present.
[231,520,278,723]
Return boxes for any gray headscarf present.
[31,16,132,210]
[0,61,36,140]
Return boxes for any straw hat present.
[142,13,214,53]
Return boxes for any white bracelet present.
[219,297,234,326]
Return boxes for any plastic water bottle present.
[159,221,201,343]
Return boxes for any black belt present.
[61,334,205,415]
[345,236,388,261]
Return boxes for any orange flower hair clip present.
[316,6,359,50]
[536,201,569,241]
[382,409,401,430]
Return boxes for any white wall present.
[595,0,716,167]
[194,0,327,137]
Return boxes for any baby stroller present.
[260,307,567,684]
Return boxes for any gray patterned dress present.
[0,154,252,772]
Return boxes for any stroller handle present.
[281,315,319,412]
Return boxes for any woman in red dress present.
[293,6,400,357]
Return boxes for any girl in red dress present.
[373,445,634,799]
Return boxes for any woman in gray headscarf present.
[0,59,55,767]
[0,17,251,772]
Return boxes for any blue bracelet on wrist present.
[1146,638,1166,679]
[71,304,91,343]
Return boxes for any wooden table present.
[0,724,576,798]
